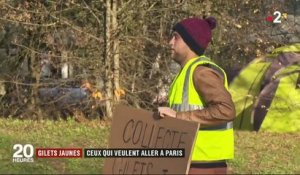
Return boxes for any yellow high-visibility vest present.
[168,56,234,161]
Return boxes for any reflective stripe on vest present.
[168,56,234,161]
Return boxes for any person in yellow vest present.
[158,17,236,174]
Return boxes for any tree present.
[0,0,298,120]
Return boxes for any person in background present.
[158,16,236,175]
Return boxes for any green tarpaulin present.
[229,44,300,132]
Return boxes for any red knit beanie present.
[173,17,217,56]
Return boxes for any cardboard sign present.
[103,105,199,175]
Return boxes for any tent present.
[229,43,300,132]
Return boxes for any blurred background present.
[0,0,299,120]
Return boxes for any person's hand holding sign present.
[158,107,177,118]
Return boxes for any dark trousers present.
[188,161,227,175]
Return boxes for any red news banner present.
[35,148,183,158]
[36,148,83,158]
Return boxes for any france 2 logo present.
[12,144,34,163]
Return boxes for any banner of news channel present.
[12,144,184,163]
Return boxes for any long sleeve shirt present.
[176,65,236,128]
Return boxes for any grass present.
[0,118,110,174]
[0,118,300,174]
[228,131,300,174]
